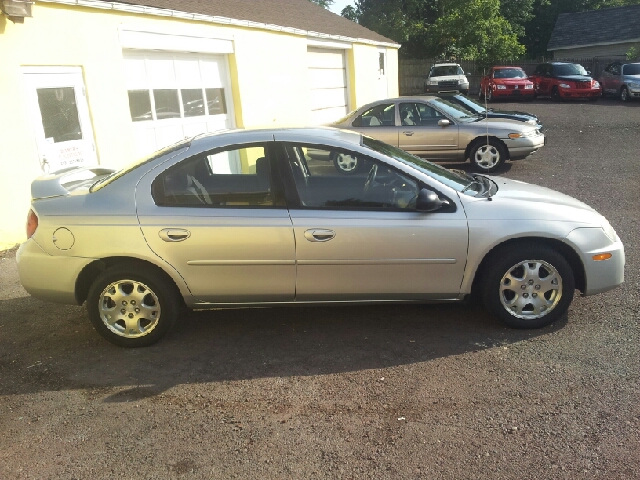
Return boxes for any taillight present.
[26,209,38,239]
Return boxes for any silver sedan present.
[17,128,623,347]
[331,96,545,173]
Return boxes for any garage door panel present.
[310,88,347,110]
[309,69,346,89]
[308,49,346,68]
[124,51,233,157]
[308,47,348,126]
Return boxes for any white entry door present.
[307,47,349,125]
[23,68,98,174]
[377,48,388,99]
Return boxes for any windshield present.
[623,64,640,75]
[553,64,588,76]
[447,95,485,114]
[430,65,464,77]
[362,136,480,193]
[493,68,527,79]
[91,140,190,191]
[428,97,478,122]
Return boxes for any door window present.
[400,102,444,126]
[283,144,419,210]
[152,145,274,207]
[36,87,83,143]
[352,103,395,127]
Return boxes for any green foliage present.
[343,0,640,60]
[626,46,639,61]
[309,0,334,8]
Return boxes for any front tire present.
[478,87,484,100]
[620,86,629,102]
[551,86,562,102]
[482,244,575,329]
[486,88,493,102]
[87,264,180,347]
[469,138,506,173]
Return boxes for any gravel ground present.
[1,99,638,479]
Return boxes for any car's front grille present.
[438,80,459,88]
[575,82,591,89]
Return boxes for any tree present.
[309,0,334,8]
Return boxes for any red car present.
[479,66,535,102]
[529,62,601,101]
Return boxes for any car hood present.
[471,117,539,132]
[623,74,640,82]
[556,75,593,82]
[488,108,538,120]
[462,176,603,225]
[493,78,532,85]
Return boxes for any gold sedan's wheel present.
[98,279,161,338]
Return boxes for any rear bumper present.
[16,239,94,305]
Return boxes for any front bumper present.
[505,134,546,160]
[627,84,640,98]
[492,89,535,98]
[559,88,601,98]
[16,239,95,305]
[565,227,625,295]
[425,85,469,94]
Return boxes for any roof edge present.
[548,38,640,51]
[39,0,401,48]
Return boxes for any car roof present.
[191,126,362,146]
[432,63,459,67]
[492,66,524,69]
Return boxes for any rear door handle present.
[403,131,414,136]
[304,229,335,242]
[159,228,191,242]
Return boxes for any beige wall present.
[552,42,638,59]
[0,3,398,249]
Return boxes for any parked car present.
[479,66,535,102]
[424,63,470,95]
[441,93,542,129]
[16,128,624,347]
[599,61,640,101]
[331,96,545,173]
[529,62,601,101]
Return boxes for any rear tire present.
[482,244,575,329]
[87,264,180,347]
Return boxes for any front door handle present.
[159,228,191,242]
[403,131,414,136]
[304,229,336,242]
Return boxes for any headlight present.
[496,85,506,90]
[628,81,640,88]
[559,83,571,89]
[592,81,600,88]
[508,129,538,139]
[525,84,534,89]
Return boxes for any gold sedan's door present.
[398,102,459,160]
[136,142,296,303]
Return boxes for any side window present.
[400,103,444,126]
[284,144,419,210]
[352,103,396,127]
[152,144,274,207]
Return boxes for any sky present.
[328,0,355,16]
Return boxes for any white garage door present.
[308,47,348,125]
[123,51,233,157]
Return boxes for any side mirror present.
[416,188,448,212]
[586,70,591,75]
[438,119,451,127]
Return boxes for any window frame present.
[151,141,287,209]
[276,141,441,213]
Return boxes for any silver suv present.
[600,62,640,101]
[424,63,469,95]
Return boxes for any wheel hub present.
[499,260,562,319]
[98,280,161,338]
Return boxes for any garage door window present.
[127,87,227,122]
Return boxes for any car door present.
[136,140,296,303]
[398,101,459,160]
[601,64,613,94]
[610,63,622,94]
[275,141,469,301]
[348,103,399,146]
[538,65,552,94]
